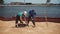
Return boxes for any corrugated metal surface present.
[0,5,60,18]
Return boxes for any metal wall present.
[0,5,60,18]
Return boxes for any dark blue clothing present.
[29,10,36,18]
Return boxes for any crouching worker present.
[15,11,27,27]
[27,9,36,27]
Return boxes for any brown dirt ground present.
[0,20,60,34]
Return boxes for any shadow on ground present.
[17,24,27,28]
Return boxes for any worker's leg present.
[27,16,31,26]
[31,17,35,27]
[15,15,19,27]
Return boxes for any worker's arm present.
[19,16,23,24]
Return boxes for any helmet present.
[24,11,27,14]
[23,11,27,16]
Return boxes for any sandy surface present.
[0,20,60,34]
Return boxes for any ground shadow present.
[17,24,27,28]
